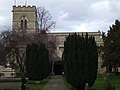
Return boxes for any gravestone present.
[0,63,16,78]
[85,83,89,90]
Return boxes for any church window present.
[21,16,27,33]
[21,20,23,30]
[25,19,27,29]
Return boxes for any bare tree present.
[33,30,58,62]
[0,43,6,65]
[34,32,59,74]
[36,7,55,32]
[0,30,33,90]
[0,30,32,73]
[36,6,58,61]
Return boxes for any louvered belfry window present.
[21,16,27,33]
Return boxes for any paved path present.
[42,75,65,90]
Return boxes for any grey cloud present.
[0,0,120,32]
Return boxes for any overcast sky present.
[0,0,120,32]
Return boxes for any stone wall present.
[0,78,21,90]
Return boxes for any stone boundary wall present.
[0,78,21,90]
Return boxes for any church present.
[12,5,105,74]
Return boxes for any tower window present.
[21,20,23,29]
[25,19,27,29]
[21,16,27,33]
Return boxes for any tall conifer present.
[63,33,98,90]
[25,43,51,80]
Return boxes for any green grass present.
[27,75,51,90]
[91,75,120,90]
[64,75,120,90]
[109,75,120,90]
[90,75,105,90]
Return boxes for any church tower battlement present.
[12,5,37,33]
[13,5,36,11]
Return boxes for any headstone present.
[0,63,16,78]
[85,83,89,90]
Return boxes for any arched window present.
[25,19,27,30]
[21,16,27,33]
[21,20,23,29]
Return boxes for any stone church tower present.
[12,5,37,32]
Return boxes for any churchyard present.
[0,3,120,90]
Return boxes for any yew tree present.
[26,43,51,80]
[63,33,98,90]
[102,20,120,73]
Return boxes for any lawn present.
[64,75,120,90]
[27,75,51,90]
[109,75,120,90]
[90,75,105,90]
[91,75,120,90]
